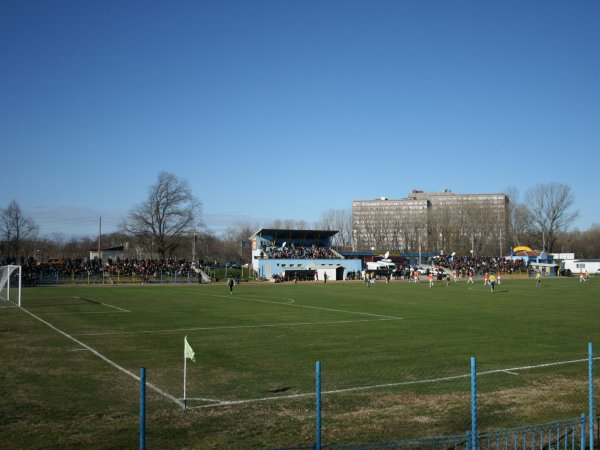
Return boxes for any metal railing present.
[270,416,596,450]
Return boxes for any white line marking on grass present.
[19,307,185,409]
[500,370,519,376]
[41,311,131,316]
[477,357,598,376]
[189,356,600,409]
[99,303,130,312]
[182,396,225,402]
[182,291,404,321]
[191,392,315,407]
[73,297,130,312]
[75,317,401,336]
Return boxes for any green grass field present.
[1,276,599,449]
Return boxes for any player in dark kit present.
[228,277,234,294]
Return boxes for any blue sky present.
[1,0,599,238]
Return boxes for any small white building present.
[308,263,346,281]
[560,259,600,276]
[89,245,125,262]
[550,253,575,262]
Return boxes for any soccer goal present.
[0,265,21,307]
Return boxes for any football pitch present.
[1,277,599,449]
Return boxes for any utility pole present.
[192,229,196,265]
[471,234,474,258]
[98,217,102,261]
[499,228,503,258]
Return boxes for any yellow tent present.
[513,246,533,253]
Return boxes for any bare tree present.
[0,200,39,258]
[559,225,600,258]
[358,218,390,252]
[223,222,260,264]
[510,203,531,246]
[62,236,96,259]
[504,186,531,249]
[458,203,491,257]
[122,172,201,259]
[388,218,406,252]
[524,182,578,253]
[269,219,308,230]
[197,229,218,264]
[315,209,352,249]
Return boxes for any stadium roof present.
[250,229,338,240]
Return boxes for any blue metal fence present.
[32,270,200,285]
[269,343,597,450]
[475,416,586,450]
[270,416,596,450]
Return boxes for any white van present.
[559,259,600,276]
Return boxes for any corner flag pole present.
[183,336,196,410]
[183,348,187,410]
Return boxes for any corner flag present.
[184,336,196,363]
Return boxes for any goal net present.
[0,265,21,307]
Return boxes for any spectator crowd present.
[261,245,341,260]
[2,252,529,285]
[2,256,201,283]
[435,255,526,276]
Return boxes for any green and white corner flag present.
[184,336,195,363]
[183,336,196,408]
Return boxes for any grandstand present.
[249,229,362,280]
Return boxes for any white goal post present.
[0,264,21,307]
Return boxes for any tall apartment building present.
[352,190,509,255]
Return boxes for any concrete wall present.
[255,258,362,279]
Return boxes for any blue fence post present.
[140,367,146,450]
[580,413,586,450]
[589,342,594,450]
[471,356,477,450]
[316,360,321,450]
